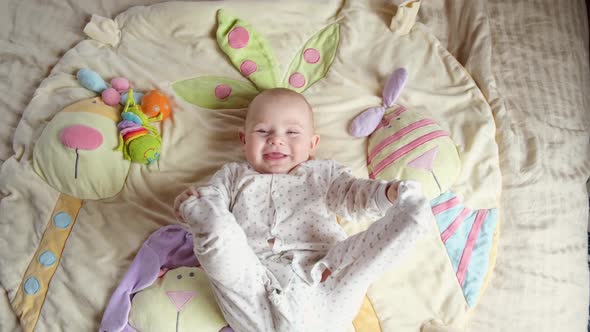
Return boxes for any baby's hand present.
[386,181,400,203]
[174,186,200,222]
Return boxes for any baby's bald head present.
[239,88,320,174]
[245,88,314,131]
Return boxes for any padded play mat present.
[1,0,588,331]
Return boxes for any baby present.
[174,88,433,332]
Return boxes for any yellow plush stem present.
[148,112,163,123]
[115,134,124,152]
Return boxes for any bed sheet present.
[460,2,590,331]
[417,1,590,330]
[1,0,588,332]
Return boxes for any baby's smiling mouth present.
[263,152,288,160]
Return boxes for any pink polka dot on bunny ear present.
[303,48,320,64]
[228,27,250,49]
[214,84,232,99]
[288,72,306,88]
[240,60,258,77]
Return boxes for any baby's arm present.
[326,161,400,222]
[174,187,200,222]
[174,164,234,223]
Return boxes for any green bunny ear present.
[216,9,278,90]
[172,76,259,109]
[280,23,340,93]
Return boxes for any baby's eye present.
[255,129,269,134]
[286,131,300,135]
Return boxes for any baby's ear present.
[310,134,320,152]
[239,130,246,145]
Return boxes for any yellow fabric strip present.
[471,214,501,309]
[12,193,82,332]
[353,295,382,332]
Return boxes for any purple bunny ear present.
[383,68,408,107]
[349,106,386,137]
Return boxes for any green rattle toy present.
[115,89,163,164]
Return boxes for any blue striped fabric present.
[431,191,499,307]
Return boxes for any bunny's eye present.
[396,118,401,120]
[189,272,195,277]
[177,274,182,279]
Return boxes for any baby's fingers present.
[174,209,186,223]
[174,193,185,208]
[189,187,201,197]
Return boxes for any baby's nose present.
[268,135,284,145]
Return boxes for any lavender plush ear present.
[349,68,409,137]
[383,68,408,108]
[349,106,386,137]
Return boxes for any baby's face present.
[240,91,319,174]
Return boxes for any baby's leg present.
[316,181,433,329]
[181,194,276,332]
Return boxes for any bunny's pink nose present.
[60,125,103,150]
[407,147,439,171]
[166,291,196,311]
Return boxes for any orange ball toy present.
[141,90,171,120]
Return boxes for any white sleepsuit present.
[180,159,433,332]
